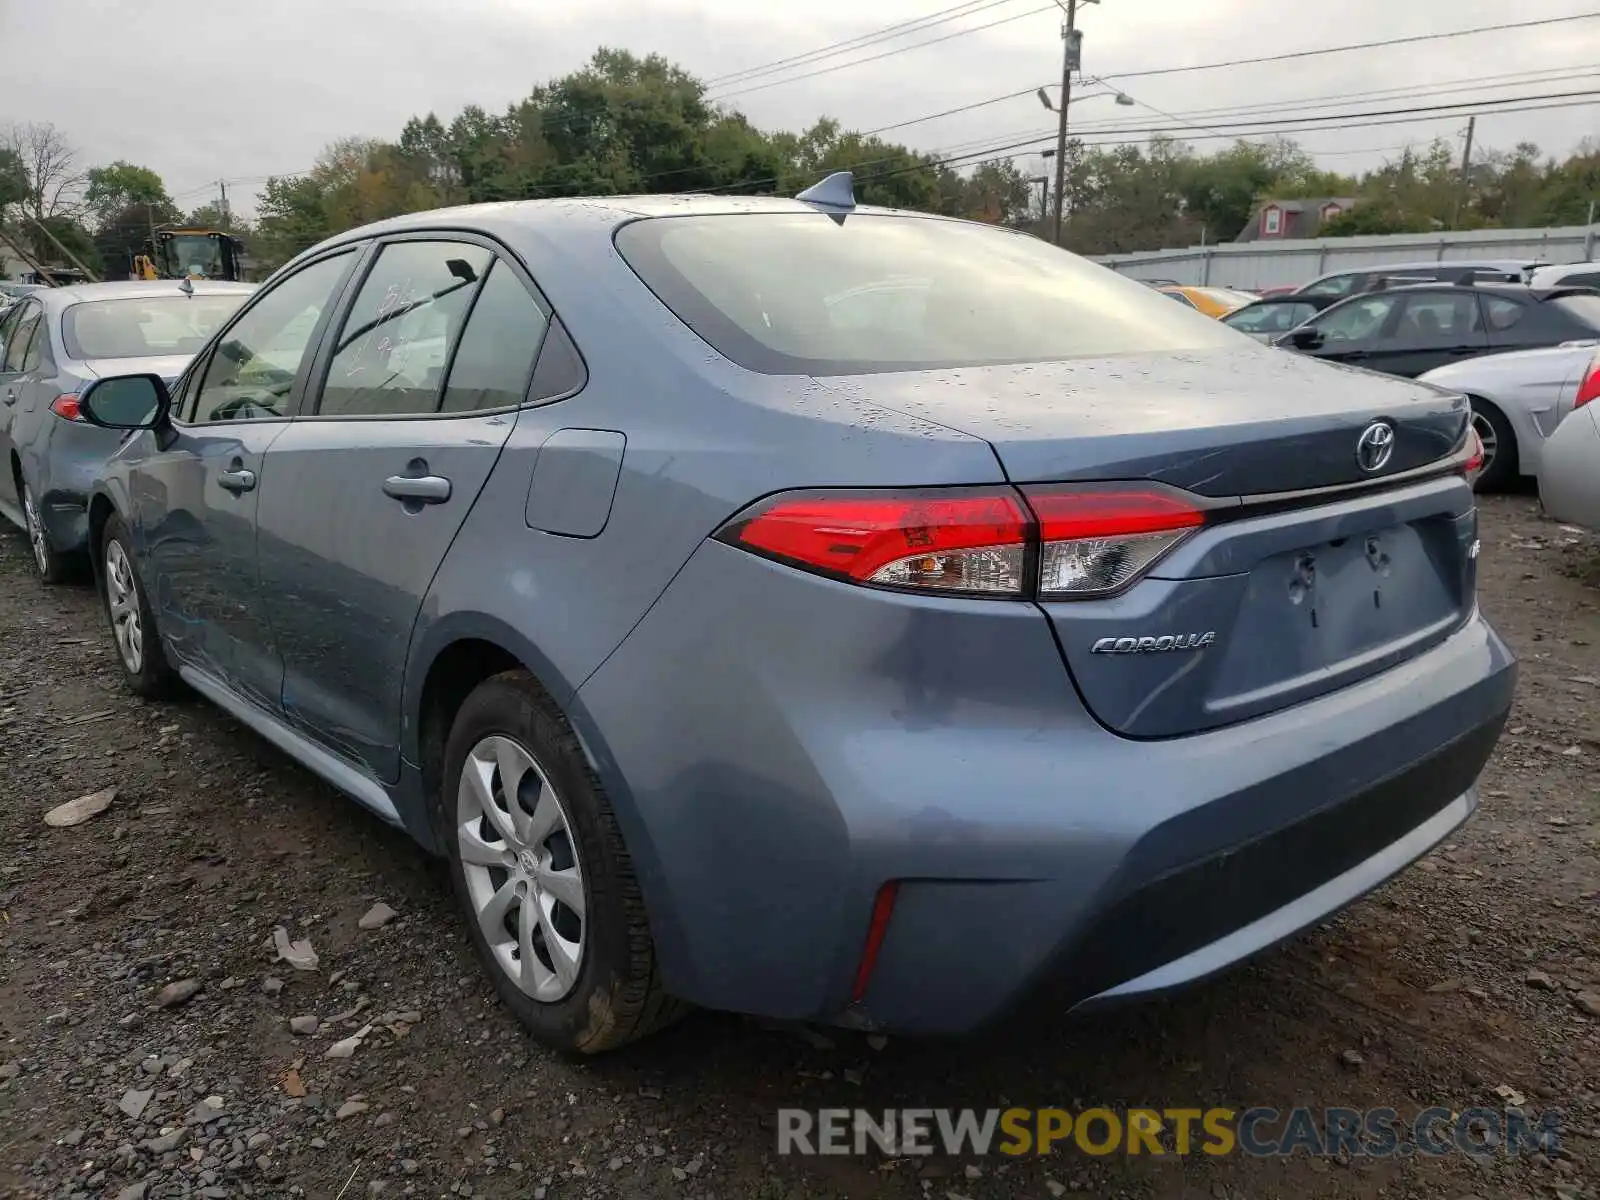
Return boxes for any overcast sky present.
[2,0,1596,222]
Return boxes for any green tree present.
[85,161,176,229]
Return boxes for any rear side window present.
[1551,293,1600,332]
[320,241,491,417]
[1395,292,1478,337]
[63,296,245,360]
[1299,274,1358,298]
[615,214,1237,376]
[1560,271,1600,289]
[1481,296,1526,332]
[439,262,549,414]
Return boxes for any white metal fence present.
[1092,225,1599,288]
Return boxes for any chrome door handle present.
[218,468,257,494]
[383,474,452,504]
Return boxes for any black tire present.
[1470,400,1517,492]
[19,477,78,584]
[98,515,180,699]
[440,669,686,1053]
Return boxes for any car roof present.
[294,194,979,264]
[1309,259,1538,281]
[34,279,257,311]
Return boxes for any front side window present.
[616,214,1238,376]
[191,251,355,424]
[63,296,246,360]
[1311,294,1398,342]
[319,240,491,417]
[1224,301,1316,333]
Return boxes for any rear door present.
[1365,289,1488,377]
[253,235,542,782]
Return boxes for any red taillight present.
[851,882,900,1003]
[1575,352,1600,410]
[719,488,1030,595]
[50,394,82,422]
[716,483,1207,600]
[1023,485,1205,598]
[1464,426,1485,482]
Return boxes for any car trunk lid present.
[815,348,1477,738]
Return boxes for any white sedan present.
[1419,341,1600,490]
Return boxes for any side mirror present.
[1286,326,1324,350]
[78,374,172,430]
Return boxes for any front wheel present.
[440,670,686,1053]
[100,516,180,698]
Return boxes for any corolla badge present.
[1355,421,1395,472]
[1091,632,1216,654]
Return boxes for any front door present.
[254,239,546,781]
[135,249,361,707]
[0,300,43,514]
[1301,292,1400,371]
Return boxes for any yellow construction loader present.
[131,228,247,282]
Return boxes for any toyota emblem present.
[1355,421,1395,472]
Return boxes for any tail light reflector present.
[50,394,82,422]
[1463,426,1485,482]
[716,484,1207,600]
[1575,351,1600,409]
[851,882,900,1003]
[1024,486,1205,598]
[717,489,1029,596]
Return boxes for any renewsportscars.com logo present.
[775,1106,1563,1159]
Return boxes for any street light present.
[1036,86,1133,111]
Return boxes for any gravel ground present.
[0,493,1596,1200]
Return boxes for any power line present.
[703,0,1026,88]
[705,4,1059,100]
[918,66,1600,158]
[1099,11,1600,82]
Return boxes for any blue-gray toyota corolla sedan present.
[74,180,1515,1052]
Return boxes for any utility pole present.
[1453,116,1475,229]
[29,217,100,282]
[0,226,59,285]
[218,180,230,230]
[1032,174,1049,224]
[1050,0,1079,247]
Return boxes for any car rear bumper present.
[1539,406,1600,531]
[575,541,1516,1034]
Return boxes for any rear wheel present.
[20,479,74,584]
[100,516,180,698]
[440,670,685,1053]
[1469,400,1517,492]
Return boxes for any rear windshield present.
[63,295,246,360]
[615,213,1238,375]
[1552,293,1600,331]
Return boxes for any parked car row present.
[0,281,254,579]
[3,190,1520,1054]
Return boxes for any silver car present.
[1418,340,1600,490]
[1539,353,1600,530]
[0,280,252,580]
